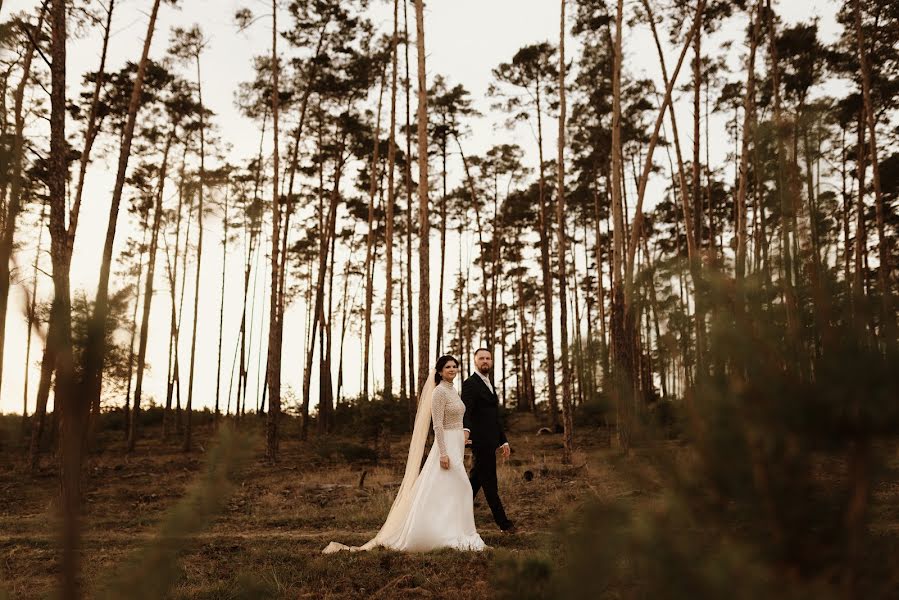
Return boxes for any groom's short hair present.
[474,347,491,357]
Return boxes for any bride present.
[323,355,486,553]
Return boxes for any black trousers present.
[469,446,511,530]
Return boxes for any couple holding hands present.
[324,348,515,554]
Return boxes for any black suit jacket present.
[461,373,508,451]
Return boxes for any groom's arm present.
[498,419,508,447]
[496,401,508,449]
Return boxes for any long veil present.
[322,372,437,553]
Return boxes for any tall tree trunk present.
[853,0,894,335]
[609,0,632,453]
[414,0,431,393]
[839,129,850,300]
[384,0,400,402]
[403,0,416,420]
[853,113,868,319]
[265,0,283,459]
[456,141,493,350]
[735,0,762,282]
[23,200,46,429]
[277,19,330,329]
[534,75,559,430]
[29,325,56,471]
[640,1,695,261]
[215,187,229,420]
[319,215,338,434]
[129,125,176,451]
[238,111,267,422]
[488,177,502,353]
[625,5,703,299]
[363,67,386,400]
[48,1,80,595]
[336,236,357,405]
[123,223,149,440]
[399,243,408,402]
[164,146,189,438]
[642,236,668,399]
[301,139,349,440]
[593,190,609,383]
[68,0,115,268]
[765,0,800,344]
[692,2,704,252]
[641,0,705,382]
[555,0,574,464]
[436,133,448,355]
[0,7,47,399]
[184,50,207,454]
[83,0,163,447]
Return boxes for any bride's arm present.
[461,379,473,444]
[431,387,448,459]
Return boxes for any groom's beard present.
[478,366,491,374]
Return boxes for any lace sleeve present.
[431,386,448,457]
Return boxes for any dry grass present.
[0,415,628,599]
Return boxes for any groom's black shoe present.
[501,522,516,534]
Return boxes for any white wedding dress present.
[323,376,486,553]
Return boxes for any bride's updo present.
[434,355,460,384]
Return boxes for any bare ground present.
[0,413,635,599]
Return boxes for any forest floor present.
[0,412,648,599]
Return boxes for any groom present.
[462,348,515,533]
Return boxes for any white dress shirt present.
[475,370,495,395]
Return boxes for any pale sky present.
[0,0,843,415]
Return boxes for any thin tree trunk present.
[765,0,800,343]
[841,129,852,303]
[414,0,431,393]
[399,241,408,403]
[384,0,400,402]
[692,2,704,252]
[265,0,282,459]
[854,114,867,318]
[403,0,416,421]
[48,0,80,594]
[593,190,609,383]
[609,0,632,453]
[184,49,207,454]
[129,125,176,451]
[302,136,349,440]
[277,19,330,327]
[164,146,189,438]
[336,237,358,405]
[237,111,267,422]
[853,0,894,335]
[456,140,492,348]
[556,0,574,463]
[29,325,55,471]
[640,1,695,260]
[0,7,47,399]
[363,66,386,400]
[68,0,115,270]
[641,0,705,383]
[735,0,762,282]
[436,134,448,355]
[533,73,559,430]
[215,187,229,420]
[318,213,338,434]
[123,222,149,440]
[625,3,703,300]
[23,199,46,428]
[83,0,163,447]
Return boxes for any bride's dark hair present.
[434,355,460,383]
